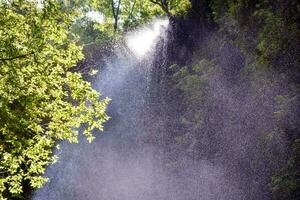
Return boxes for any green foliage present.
[171,59,217,128]
[88,0,191,35]
[173,60,216,101]
[271,139,300,199]
[71,17,101,44]
[255,9,300,65]
[94,21,119,43]
[213,0,300,67]
[69,0,192,45]
[0,1,110,199]
[91,0,164,32]
[149,0,191,17]
[168,0,191,16]
[120,0,165,29]
[68,0,165,44]
[169,4,299,192]
[210,0,229,20]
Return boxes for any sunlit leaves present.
[0,1,109,199]
[149,0,191,16]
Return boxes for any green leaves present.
[0,1,110,199]
[148,0,191,17]
[172,59,216,104]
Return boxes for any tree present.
[111,0,122,32]
[0,1,110,199]
[149,0,191,16]
[92,0,122,32]
[91,0,165,33]
[149,0,171,16]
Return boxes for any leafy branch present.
[0,52,34,62]
[149,0,171,16]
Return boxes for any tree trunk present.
[111,0,122,32]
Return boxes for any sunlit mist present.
[126,19,169,58]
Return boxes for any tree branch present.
[129,0,136,19]
[149,0,171,16]
[111,0,122,32]
[0,52,34,62]
[149,0,163,7]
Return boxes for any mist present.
[32,16,297,200]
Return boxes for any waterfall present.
[32,18,245,200]
[32,18,169,200]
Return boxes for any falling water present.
[32,19,245,200]
[126,19,169,58]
